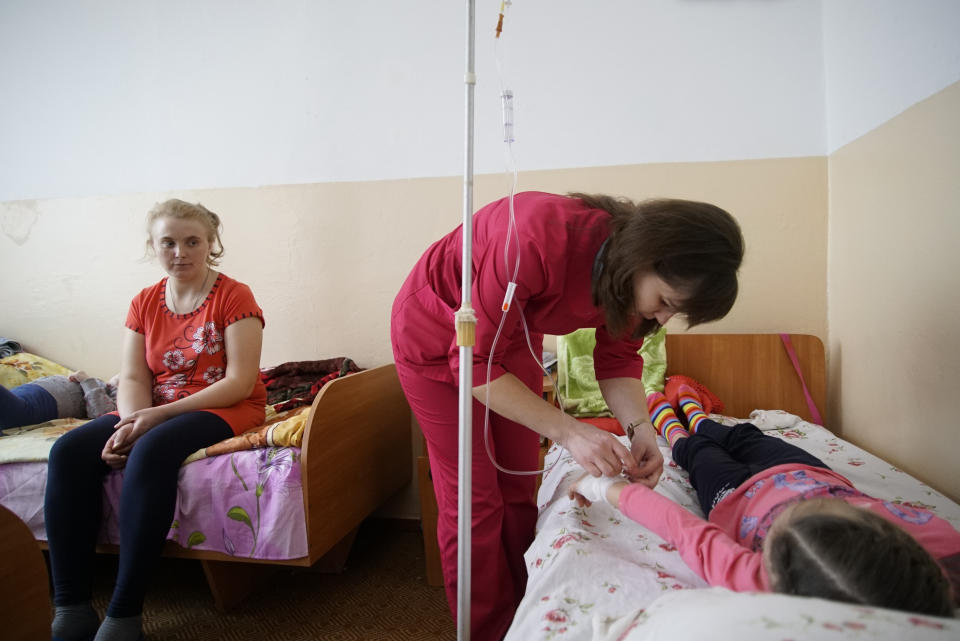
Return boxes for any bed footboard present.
[300,363,413,565]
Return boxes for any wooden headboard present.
[664,334,826,424]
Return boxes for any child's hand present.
[569,473,623,507]
[569,474,594,507]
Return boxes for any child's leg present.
[673,434,754,516]
[665,386,750,515]
[673,384,829,475]
[646,391,687,448]
[0,383,58,429]
[675,384,709,433]
[714,422,830,475]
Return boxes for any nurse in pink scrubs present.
[391,191,743,640]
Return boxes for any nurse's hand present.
[624,422,663,489]
[562,421,638,477]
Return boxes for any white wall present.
[823,1,960,501]
[0,0,826,202]
[822,0,960,152]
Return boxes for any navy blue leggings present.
[44,411,232,617]
[0,383,57,429]
[672,419,830,517]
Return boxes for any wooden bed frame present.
[418,333,826,586]
[36,363,413,610]
[1,503,51,639]
[664,333,825,424]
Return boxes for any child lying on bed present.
[0,371,118,430]
[570,384,960,617]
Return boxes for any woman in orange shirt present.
[45,200,266,641]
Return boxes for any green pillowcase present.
[556,327,667,417]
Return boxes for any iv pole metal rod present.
[456,1,476,640]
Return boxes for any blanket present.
[260,357,361,410]
[0,407,310,467]
[0,418,88,463]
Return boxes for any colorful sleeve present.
[619,484,768,592]
[221,280,265,329]
[593,325,645,380]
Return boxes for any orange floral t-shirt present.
[124,273,267,435]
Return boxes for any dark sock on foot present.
[52,603,99,641]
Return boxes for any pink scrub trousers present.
[395,358,541,641]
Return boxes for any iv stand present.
[454,2,477,640]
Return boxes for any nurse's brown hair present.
[572,193,743,338]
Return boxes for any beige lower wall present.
[0,157,827,517]
[828,80,960,503]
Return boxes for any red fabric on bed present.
[578,416,625,436]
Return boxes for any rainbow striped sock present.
[677,384,708,433]
[647,392,688,447]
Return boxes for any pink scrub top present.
[392,191,645,387]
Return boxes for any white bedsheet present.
[505,411,960,641]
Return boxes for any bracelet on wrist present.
[624,420,651,440]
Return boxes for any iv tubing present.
[481,0,568,478]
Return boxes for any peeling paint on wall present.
[0,201,40,245]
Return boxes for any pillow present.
[556,327,667,417]
[0,352,72,389]
[638,327,667,394]
[596,588,958,641]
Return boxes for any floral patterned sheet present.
[504,411,960,641]
[0,445,308,560]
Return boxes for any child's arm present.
[571,475,768,592]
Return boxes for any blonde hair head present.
[145,199,225,266]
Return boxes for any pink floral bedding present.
[0,444,308,560]
[505,411,960,641]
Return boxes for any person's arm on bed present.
[572,476,768,592]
